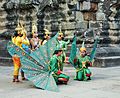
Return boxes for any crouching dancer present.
[49,48,70,84]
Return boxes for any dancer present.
[11,22,29,82]
[73,41,92,81]
[49,47,70,84]
[69,32,99,81]
[41,29,51,45]
[56,31,70,71]
[30,23,41,51]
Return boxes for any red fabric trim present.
[74,59,77,63]
[58,78,68,82]
[86,73,91,77]
[57,70,61,75]
[65,57,70,64]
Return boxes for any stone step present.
[94,56,120,67]
[96,47,120,57]
[0,57,13,66]
[100,36,120,44]
[100,30,120,36]
[0,40,10,57]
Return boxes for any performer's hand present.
[64,57,70,64]
[86,61,92,67]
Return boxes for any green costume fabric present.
[57,40,70,71]
[69,35,99,81]
[74,55,91,81]
[49,55,70,83]
[69,35,77,68]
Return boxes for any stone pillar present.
[0,0,7,34]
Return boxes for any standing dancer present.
[56,31,70,71]
[30,23,41,51]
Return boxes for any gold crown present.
[15,23,22,31]
[32,23,37,34]
[80,41,86,52]
[80,47,86,52]
[58,32,64,37]
[44,29,51,35]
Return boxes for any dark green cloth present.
[49,55,69,83]
[74,55,91,81]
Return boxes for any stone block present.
[96,12,106,20]
[80,1,91,11]
[108,30,119,36]
[96,47,120,57]
[76,12,84,21]
[97,3,104,12]
[90,2,98,12]
[102,20,110,30]
[109,21,120,30]
[80,1,98,12]
[0,10,7,16]
[61,22,75,30]
[90,0,100,3]
[89,21,101,28]
[76,21,88,29]
[94,56,120,67]
[60,3,67,9]
[83,12,96,21]
[51,24,59,30]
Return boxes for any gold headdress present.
[15,22,22,32]
[44,28,51,35]
[32,23,37,35]
[19,21,27,36]
[80,41,86,52]
[58,26,64,37]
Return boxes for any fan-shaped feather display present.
[69,35,99,68]
[7,34,59,92]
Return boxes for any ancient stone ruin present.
[0,0,120,67]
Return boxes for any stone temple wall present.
[0,0,120,67]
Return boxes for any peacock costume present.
[69,34,99,81]
[7,33,69,92]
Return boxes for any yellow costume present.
[12,55,21,76]
[12,22,29,82]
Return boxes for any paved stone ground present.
[0,66,120,98]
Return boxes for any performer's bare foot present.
[15,79,20,82]
[22,77,28,81]
[13,79,15,82]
